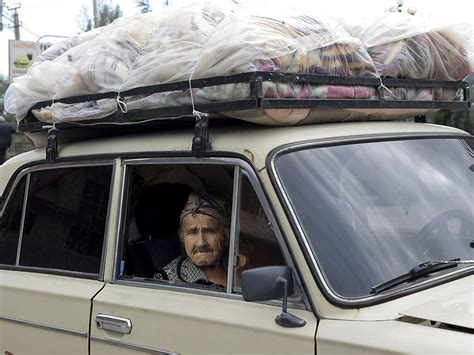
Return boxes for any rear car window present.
[16,166,113,274]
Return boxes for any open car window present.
[118,161,294,298]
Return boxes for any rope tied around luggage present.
[376,76,393,100]
[116,94,128,114]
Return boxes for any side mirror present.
[242,266,306,328]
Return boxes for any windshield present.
[275,137,474,298]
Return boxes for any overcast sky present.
[0,0,472,79]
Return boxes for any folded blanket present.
[427,31,471,81]
[195,14,378,78]
[369,34,431,79]
[369,31,471,81]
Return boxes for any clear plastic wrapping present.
[5,2,472,126]
[342,13,472,80]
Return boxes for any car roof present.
[0,121,469,197]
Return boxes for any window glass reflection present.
[276,138,474,297]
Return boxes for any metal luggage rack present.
[20,71,470,130]
[18,72,470,161]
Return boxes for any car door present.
[0,162,115,354]
[90,158,317,354]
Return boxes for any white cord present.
[63,114,193,127]
[115,23,154,116]
[377,75,393,95]
[188,63,208,121]
[116,94,128,113]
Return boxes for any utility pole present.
[92,0,98,28]
[3,3,21,39]
[12,5,19,39]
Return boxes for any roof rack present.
[17,72,470,161]
[19,71,470,132]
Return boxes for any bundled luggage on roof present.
[4,1,472,131]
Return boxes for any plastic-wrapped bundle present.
[342,13,472,81]
[5,14,161,121]
[124,2,231,88]
[193,14,377,78]
[4,4,472,126]
[5,2,236,121]
[368,34,431,79]
[127,10,380,125]
[338,13,472,105]
[426,31,471,81]
[368,31,471,82]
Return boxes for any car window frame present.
[268,133,473,308]
[0,160,117,281]
[113,156,309,310]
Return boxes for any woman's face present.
[182,213,227,266]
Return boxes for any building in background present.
[8,40,50,80]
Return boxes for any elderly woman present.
[154,192,231,290]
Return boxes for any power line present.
[2,11,41,38]
[2,13,15,25]
[18,24,40,38]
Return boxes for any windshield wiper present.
[371,258,474,294]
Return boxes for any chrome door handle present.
[96,314,132,334]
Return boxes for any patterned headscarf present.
[180,192,231,228]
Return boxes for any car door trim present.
[99,159,120,281]
[15,173,30,265]
[1,160,115,221]
[90,336,179,354]
[112,277,307,310]
[226,165,241,293]
[0,315,87,337]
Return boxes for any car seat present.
[125,183,192,278]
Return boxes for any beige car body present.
[0,121,473,354]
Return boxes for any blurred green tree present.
[426,84,473,134]
[136,0,152,13]
[426,109,473,134]
[78,0,122,32]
